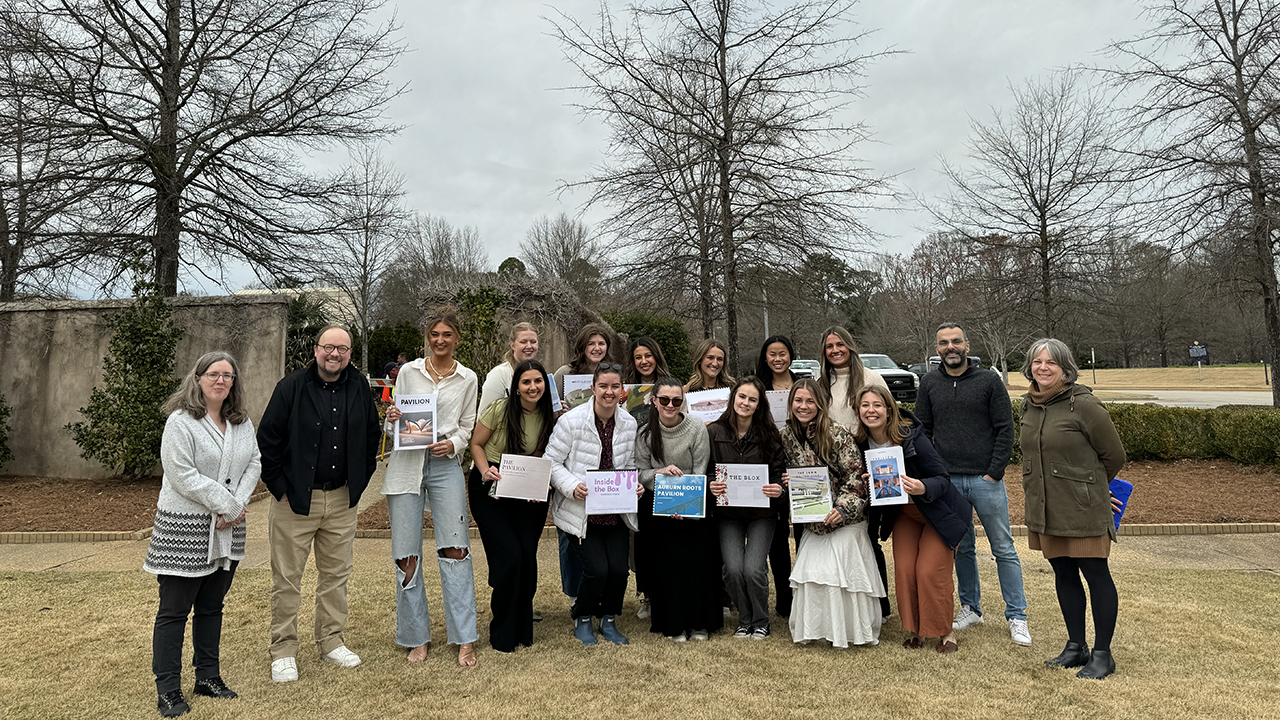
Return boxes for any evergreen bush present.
[601,310,693,381]
[0,391,12,469]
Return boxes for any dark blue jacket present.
[861,412,973,550]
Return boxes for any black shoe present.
[1044,641,1090,669]
[193,677,238,699]
[1075,649,1116,680]
[157,690,189,717]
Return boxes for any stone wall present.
[0,295,288,479]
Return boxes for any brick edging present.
[0,490,274,545]
[980,523,1280,537]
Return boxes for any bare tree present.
[863,233,968,364]
[519,213,604,301]
[373,214,489,326]
[554,0,890,364]
[315,144,409,374]
[17,0,405,296]
[1109,0,1280,405]
[932,69,1130,336]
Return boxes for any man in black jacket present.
[915,323,1030,648]
[258,324,382,682]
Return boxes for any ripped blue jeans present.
[387,454,478,647]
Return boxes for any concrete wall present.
[0,295,288,479]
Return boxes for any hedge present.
[901,401,1280,467]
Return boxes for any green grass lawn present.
[1,544,1277,720]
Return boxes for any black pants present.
[152,563,238,694]
[574,521,630,619]
[768,516,803,615]
[866,509,892,617]
[468,468,547,652]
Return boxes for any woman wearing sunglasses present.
[634,378,718,641]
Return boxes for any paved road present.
[1102,390,1274,408]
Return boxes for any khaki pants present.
[269,487,358,659]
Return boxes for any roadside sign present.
[1188,343,1208,360]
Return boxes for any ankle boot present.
[573,617,597,646]
[599,615,629,645]
[1076,649,1116,680]
[1044,641,1090,669]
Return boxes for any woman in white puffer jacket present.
[545,362,643,646]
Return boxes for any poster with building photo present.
[562,374,594,410]
[686,387,731,423]
[787,466,833,523]
[394,394,437,451]
[864,446,908,506]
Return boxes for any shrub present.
[366,322,424,375]
[285,292,329,373]
[66,274,184,476]
[1208,407,1280,466]
[0,391,12,469]
[455,286,505,373]
[601,310,693,381]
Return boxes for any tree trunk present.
[154,0,182,296]
[1038,223,1052,336]
[715,6,738,370]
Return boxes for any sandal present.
[407,643,429,663]
[937,639,959,654]
[903,636,925,649]
[458,643,477,669]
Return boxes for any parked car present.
[906,363,928,380]
[928,355,983,373]
[859,353,917,403]
[790,359,821,380]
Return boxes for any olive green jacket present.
[1019,384,1126,538]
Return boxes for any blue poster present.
[652,474,707,518]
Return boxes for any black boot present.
[1075,649,1116,680]
[157,690,189,718]
[1044,641,1090,669]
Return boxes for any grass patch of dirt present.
[0,476,267,532]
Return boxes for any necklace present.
[429,354,456,380]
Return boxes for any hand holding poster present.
[495,454,552,501]
[394,394,437,451]
[585,469,640,515]
[714,463,770,508]
[686,387,731,423]
[864,446,909,506]
[653,474,707,518]
[562,374,594,410]
[787,466,833,523]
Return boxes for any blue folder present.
[1109,477,1133,530]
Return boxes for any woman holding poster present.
[755,335,799,394]
[781,379,885,649]
[553,324,612,405]
[477,322,539,416]
[468,359,557,653]
[854,385,972,654]
[383,307,479,668]
[817,325,888,432]
[754,335,800,617]
[634,378,718,641]
[545,363,644,646]
[707,377,786,640]
[626,337,672,621]
[684,338,735,393]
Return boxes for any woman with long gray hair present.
[145,351,260,717]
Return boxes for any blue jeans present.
[951,474,1027,621]
[558,528,583,597]
[387,454,478,647]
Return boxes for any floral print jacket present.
[780,421,867,535]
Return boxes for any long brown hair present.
[711,376,782,455]
[785,378,835,465]
[502,360,556,456]
[817,325,869,411]
[627,336,671,383]
[640,377,685,465]
[569,323,611,374]
[685,338,734,392]
[164,351,249,425]
[852,385,911,447]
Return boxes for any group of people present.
[144,315,1127,718]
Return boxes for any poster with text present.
[394,394,437,451]
[652,474,707,518]
[495,454,553,501]
[766,390,789,428]
[788,466,833,523]
[562,374,594,410]
[686,387,731,423]
[864,446,909,506]
[713,463,770,508]
[585,469,639,515]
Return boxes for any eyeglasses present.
[318,344,352,355]
[655,396,684,407]
[936,339,966,347]
[202,372,236,382]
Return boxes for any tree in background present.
[285,291,330,374]
[375,214,488,327]
[1110,0,1280,406]
[519,213,602,303]
[16,0,405,295]
[498,257,528,280]
[932,69,1130,336]
[602,309,693,381]
[454,286,506,374]
[67,269,184,476]
[554,0,890,365]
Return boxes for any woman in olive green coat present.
[1020,338,1125,681]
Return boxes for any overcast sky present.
[205,1,1157,292]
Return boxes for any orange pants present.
[892,504,955,638]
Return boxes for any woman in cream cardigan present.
[145,351,260,718]
[383,307,479,667]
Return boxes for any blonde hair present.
[785,378,835,464]
[852,385,911,447]
[163,351,248,424]
[685,338,734,392]
[502,321,538,366]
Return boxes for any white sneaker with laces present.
[690,630,709,641]
[668,632,687,642]
[322,645,362,668]
[953,605,983,630]
[271,657,298,683]
[1008,618,1032,647]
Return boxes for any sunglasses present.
[654,396,684,407]
[596,362,624,373]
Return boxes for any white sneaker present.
[1008,618,1032,647]
[271,657,298,682]
[667,632,687,642]
[637,597,651,619]
[690,630,709,641]
[953,605,983,630]
[321,645,362,668]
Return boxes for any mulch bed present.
[355,498,483,531]
[0,476,267,532]
[2,459,1277,532]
